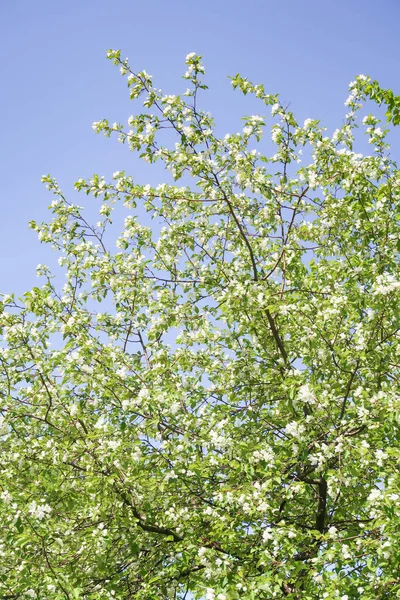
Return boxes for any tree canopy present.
[1,51,400,599]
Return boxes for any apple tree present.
[0,51,400,599]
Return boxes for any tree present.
[1,50,400,600]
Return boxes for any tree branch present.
[118,489,183,542]
[315,478,327,534]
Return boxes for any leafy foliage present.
[1,51,400,598]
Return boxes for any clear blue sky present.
[1,0,399,296]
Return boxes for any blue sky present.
[1,0,399,296]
